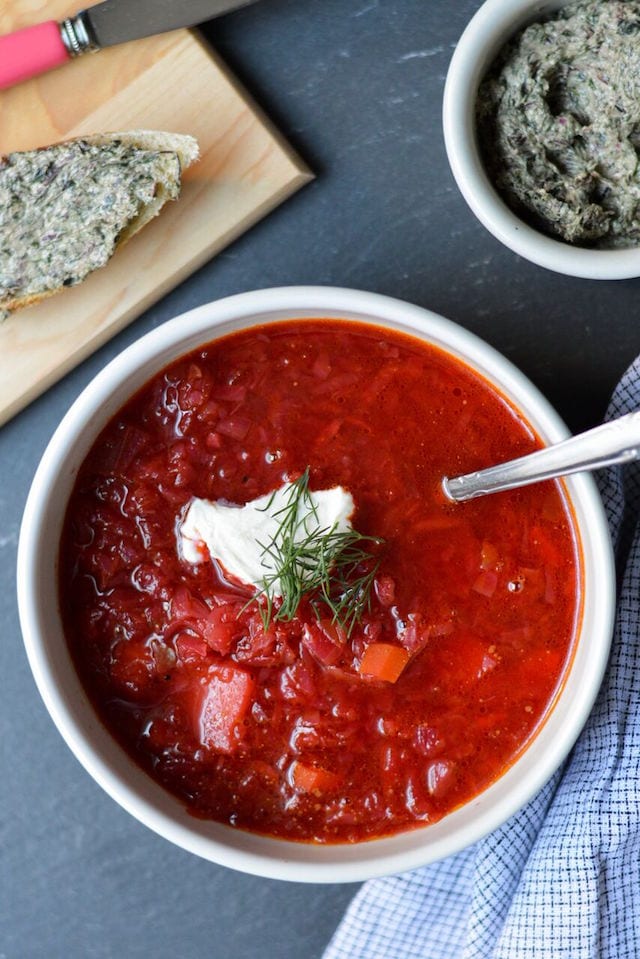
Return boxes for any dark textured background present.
[2,2,638,956]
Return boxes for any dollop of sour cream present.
[178,482,355,596]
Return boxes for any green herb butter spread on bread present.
[0,131,199,317]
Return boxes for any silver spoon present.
[442,410,640,503]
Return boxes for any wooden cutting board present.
[0,1,312,426]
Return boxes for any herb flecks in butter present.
[0,139,180,302]
[477,0,640,248]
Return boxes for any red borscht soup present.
[59,320,580,843]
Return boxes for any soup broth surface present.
[59,320,580,843]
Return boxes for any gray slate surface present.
[2,1,639,957]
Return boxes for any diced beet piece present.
[301,621,345,666]
[279,659,317,700]
[170,589,241,655]
[199,604,243,655]
[472,569,499,597]
[213,383,248,402]
[171,586,211,621]
[216,416,251,440]
[234,615,288,666]
[109,640,154,693]
[199,665,255,753]
[312,353,331,380]
[175,633,210,663]
[374,575,396,607]
[92,424,150,474]
[397,617,430,654]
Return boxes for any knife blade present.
[83,0,257,49]
[0,0,258,91]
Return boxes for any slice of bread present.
[0,130,199,316]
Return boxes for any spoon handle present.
[443,410,640,502]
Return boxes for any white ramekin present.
[17,287,615,882]
[443,0,640,279]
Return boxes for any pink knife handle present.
[0,21,70,91]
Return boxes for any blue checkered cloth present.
[325,358,640,959]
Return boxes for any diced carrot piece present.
[199,665,255,753]
[480,540,500,570]
[359,643,410,683]
[291,761,339,794]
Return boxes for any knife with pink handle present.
[0,0,257,91]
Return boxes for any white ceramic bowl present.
[443,0,640,279]
[17,286,614,882]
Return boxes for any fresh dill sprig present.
[248,468,384,636]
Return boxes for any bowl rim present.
[17,286,615,882]
[442,0,640,280]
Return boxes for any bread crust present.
[0,131,199,315]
